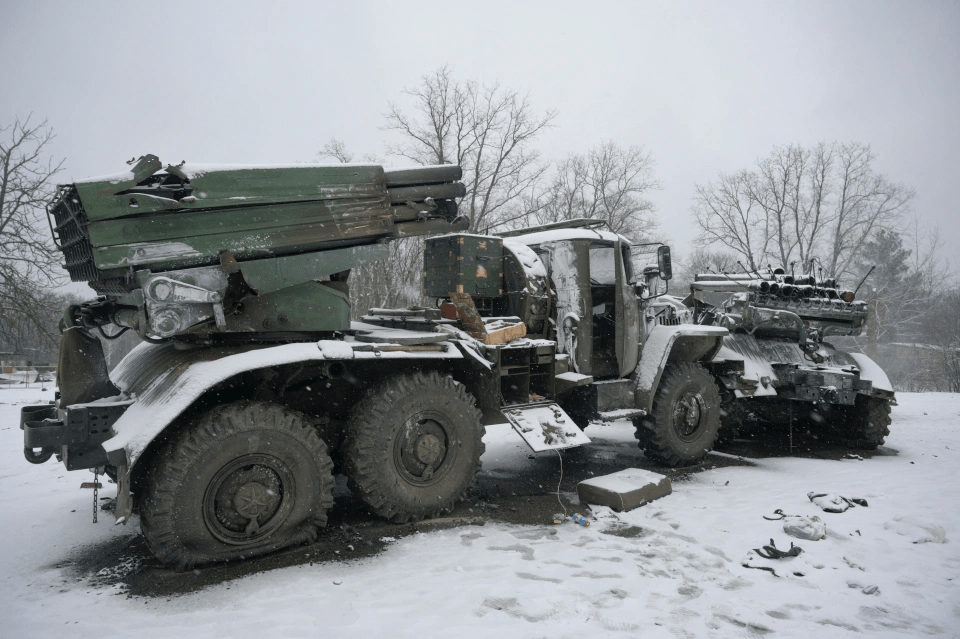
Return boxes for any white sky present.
[2,0,958,270]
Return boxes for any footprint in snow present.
[883,516,947,544]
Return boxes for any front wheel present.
[343,371,484,523]
[140,401,335,571]
[634,362,721,467]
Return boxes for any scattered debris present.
[807,492,869,512]
[742,541,807,578]
[753,539,803,559]
[577,468,672,512]
[783,515,826,541]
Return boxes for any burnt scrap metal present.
[690,268,895,448]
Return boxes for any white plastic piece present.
[783,515,826,541]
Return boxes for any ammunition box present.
[424,234,503,298]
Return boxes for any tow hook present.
[23,446,54,465]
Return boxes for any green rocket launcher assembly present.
[50,155,467,342]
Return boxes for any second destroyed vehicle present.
[687,270,895,449]
[20,157,729,569]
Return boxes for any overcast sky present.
[2,0,958,273]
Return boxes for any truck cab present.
[503,229,640,380]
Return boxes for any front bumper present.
[21,401,129,469]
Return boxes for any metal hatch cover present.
[503,402,591,452]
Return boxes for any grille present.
[47,185,101,283]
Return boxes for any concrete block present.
[576,468,672,512]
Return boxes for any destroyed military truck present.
[20,156,726,570]
[686,270,895,448]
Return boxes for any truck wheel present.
[634,362,721,467]
[343,371,484,523]
[827,395,892,449]
[140,401,335,571]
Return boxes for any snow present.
[509,227,626,246]
[502,239,548,278]
[72,170,136,185]
[317,340,355,360]
[578,468,668,495]
[849,352,894,393]
[98,240,204,267]
[178,162,380,179]
[2,388,960,637]
[105,336,462,466]
[548,242,583,363]
[635,325,728,394]
[556,371,592,383]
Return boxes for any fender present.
[848,352,894,395]
[100,334,465,522]
[634,324,728,413]
[104,339,463,468]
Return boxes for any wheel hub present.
[233,481,272,520]
[203,455,294,544]
[674,391,706,441]
[395,418,451,484]
[415,433,443,465]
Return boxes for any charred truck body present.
[688,271,895,448]
[21,157,726,570]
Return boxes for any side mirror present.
[657,245,673,281]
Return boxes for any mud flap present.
[503,402,591,452]
[57,327,121,406]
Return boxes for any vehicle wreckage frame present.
[17,157,893,569]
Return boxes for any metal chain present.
[92,468,98,524]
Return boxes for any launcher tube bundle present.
[49,155,467,341]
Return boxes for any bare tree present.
[826,143,915,278]
[922,288,960,392]
[515,141,661,243]
[318,138,354,163]
[692,142,914,279]
[314,139,426,317]
[691,170,769,270]
[672,247,741,293]
[348,240,427,319]
[383,66,555,232]
[0,116,65,356]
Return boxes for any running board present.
[503,402,591,452]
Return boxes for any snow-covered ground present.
[1,388,958,638]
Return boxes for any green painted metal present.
[90,202,393,271]
[87,197,391,252]
[75,164,387,223]
[424,234,503,298]
[221,281,350,333]
[239,244,388,294]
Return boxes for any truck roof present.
[507,228,627,246]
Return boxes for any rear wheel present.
[823,395,892,449]
[634,362,721,467]
[343,371,484,523]
[140,401,334,571]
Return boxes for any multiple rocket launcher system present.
[47,156,468,340]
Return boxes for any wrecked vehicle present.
[687,271,895,448]
[20,156,725,569]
